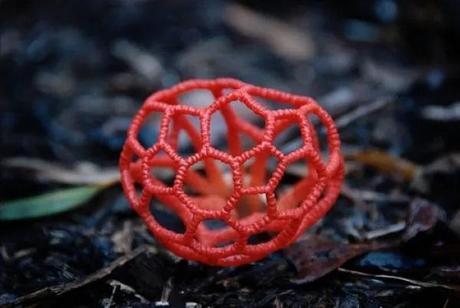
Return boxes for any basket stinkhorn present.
[119,78,344,266]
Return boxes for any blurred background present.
[1,0,460,307]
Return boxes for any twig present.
[105,282,118,308]
[363,222,407,240]
[108,280,149,304]
[335,97,393,129]
[443,297,450,308]
[337,267,460,291]
[341,185,410,204]
[155,277,173,306]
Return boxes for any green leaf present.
[0,185,103,220]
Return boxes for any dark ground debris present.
[1,0,460,307]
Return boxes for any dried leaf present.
[111,221,134,254]
[403,198,441,241]
[2,157,119,186]
[286,198,441,284]
[0,185,103,220]
[285,234,390,284]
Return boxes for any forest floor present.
[1,0,460,307]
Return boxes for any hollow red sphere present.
[119,78,344,266]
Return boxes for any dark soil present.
[1,0,460,307]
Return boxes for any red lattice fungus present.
[119,78,344,266]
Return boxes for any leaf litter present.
[2,0,460,306]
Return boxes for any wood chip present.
[224,4,314,61]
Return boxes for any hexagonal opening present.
[233,193,267,219]
[273,119,304,155]
[147,149,178,188]
[132,181,143,201]
[241,149,279,190]
[305,113,330,162]
[126,151,142,182]
[180,157,235,214]
[209,110,227,150]
[167,113,202,158]
[138,110,163,149]
[210,100,265,156]
[150,198,187,234]
[232,100,265,129]
[247,231,279,245]
[178,89,215,109]
[202,219,228,230]
[274,157,315,213]
[196,219,237,248]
